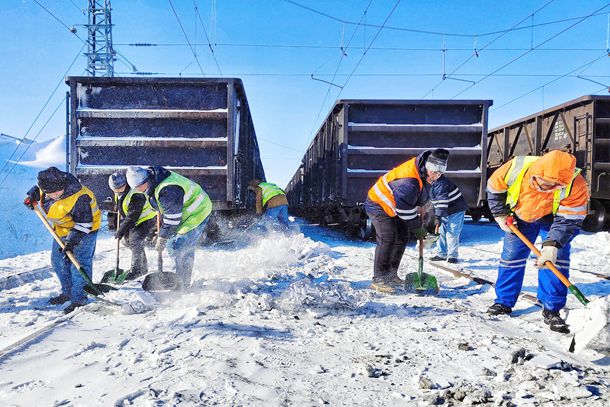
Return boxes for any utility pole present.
[85,0,115,76]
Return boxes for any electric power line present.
[193,0,223,76]
[168,0,206,77]
[283,0,608,38]
[492,53,610,111]
[422,0,557,98]
[451,2,610,99]
[0,45,85,187]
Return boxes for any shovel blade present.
[566,297,609,354]
[100,268,128,285]
[404,271,440,295]
[142,272,181,292]
[84,283,117,296]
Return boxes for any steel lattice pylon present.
[85,0,115,77]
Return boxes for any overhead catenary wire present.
[492,53,610,111]
[193,0,223,77]
[0,45,85,188]
[304,0,374,154]
[167,0,206,77]
[422,0,557,98]
[283,0,608,38]
[451,2,610,99]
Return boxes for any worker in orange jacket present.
[486,150,589,333]
[365,149,447,293]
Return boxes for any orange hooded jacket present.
[487,150,589,223]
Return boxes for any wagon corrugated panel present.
[65,77,265,211]
[487,95,610,201]
[287,99,492,212]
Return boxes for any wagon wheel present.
[582,199,607,233]
[357,218,374,241]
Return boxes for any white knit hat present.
[108,171,127,191]
[126,166,150,188]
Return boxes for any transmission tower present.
[85,0,115,76]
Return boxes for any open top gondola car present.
[286,99,492,238]
[488,95,610,231]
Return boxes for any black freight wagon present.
[65,77,265,213]
[286,99,492,238]
[487,95,610,232]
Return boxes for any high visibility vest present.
[504,156,581,215]
[258,182,285,206]
[44,186,101,237]
[154,171,212,234]
[119,189,157,226]
[367,157,423,217]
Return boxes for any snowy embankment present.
[0,134,66,260]
[0,221,608,406]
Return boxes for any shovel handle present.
[505,216,589,305]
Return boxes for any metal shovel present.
[101,207,128,284]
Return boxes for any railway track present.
[460,246,610,280]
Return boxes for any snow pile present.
[0,134,65,260]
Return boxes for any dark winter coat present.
[430,175,468,218]
[364,151,430,228]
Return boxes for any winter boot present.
[542,309,570,334]
[447,257,459,264]
[49,294,69,305]
[430,255,447,262]
[370,279,396,294]
[487,303,512,316]
[386,275,405,286]
[63,302,85,314]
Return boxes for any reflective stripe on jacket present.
[45,186,101,237]
[367,157,423,219]
[258,182,286,207]
[487,151,589,223]
[154,171,212,234]
[122,189,157,226]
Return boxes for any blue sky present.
[1,0,609,186]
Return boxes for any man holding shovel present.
[486,150,589,333]
[365,149,448,293]
[107,171,157,281]
[23,167,101,313]
[248,178,290,231]
[126,166,212,290]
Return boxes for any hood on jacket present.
[527,150,576,186]
[146,166,172,195]
[416,150,432,181]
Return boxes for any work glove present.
[536,241,559,268]
[155,236,168,252]
[23,186,41,210]
[59,239,77,257]
[493,214,514,234]
[411,226,428,240]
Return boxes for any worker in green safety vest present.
[108,171,157,280]
[248,179,289,230]
[126,166,213,289]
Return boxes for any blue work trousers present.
[495,220,573,312]
[264,205,290,230]
[436,211,465,258]
[51,231,98,304]
[169,218,208,289]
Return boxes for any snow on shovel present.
[505,216,608,353]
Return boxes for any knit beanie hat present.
[425,149,449,173]
[37,167,68,193]
[126,166,150,188]
[108,171,128,191]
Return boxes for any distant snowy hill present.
[0,134,66,259]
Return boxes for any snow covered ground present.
[0,220,608,406]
